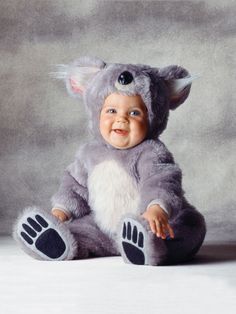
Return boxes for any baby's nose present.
[116,115,128,123]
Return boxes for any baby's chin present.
[100,131,146,149]
[105,138,143,150]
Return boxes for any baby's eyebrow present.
[130,106,148,112]
[103,103,117,108]
[129,107,143,110]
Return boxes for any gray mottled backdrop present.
[0,0,235,240]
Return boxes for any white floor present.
[0,237,236,314]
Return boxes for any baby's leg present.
[165,207,206,264]
[13,208,119,261]
[13,207,77,261]
[119,214,168,266]
[68,214,119,259]
[119,207,206,266]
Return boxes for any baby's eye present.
[106,108,117,114]
[129,110,141,116]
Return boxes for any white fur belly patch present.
[87,160,140,235]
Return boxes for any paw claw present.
[138,231,144,248]
[132,225,138,243]
[20,231,33,245]
[22,223,37,238]
[35,214,48,228]
[122,222,127,238]
[27,217,42,232]
[127,222,132,240]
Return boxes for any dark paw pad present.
[122,242,145,265]
[121,220,146,265]
[35,229,66,259]
[19,214,66,259]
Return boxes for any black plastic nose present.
[118,71,133,85]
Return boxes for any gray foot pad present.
[15,210,72,260]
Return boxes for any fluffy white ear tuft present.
[50,64,69,80]
[166,75,199,110]
[158,65,198,110]
[167,75,199,95]
[51,57,106,98]
[67,66,101,96]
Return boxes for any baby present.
[14,57,206,265]
[52,93,174,240]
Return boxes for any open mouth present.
[113,129,129,136]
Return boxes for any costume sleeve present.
[146,199,169,216]
[51,146,90,218]
[137,141,184,218]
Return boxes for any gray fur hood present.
[55,56,194,143]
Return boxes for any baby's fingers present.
[148,219,174,239]
[154,220,165,238]
[166,223,175,239]
[149,220,157,234]
[155,221,175,239]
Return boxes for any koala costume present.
[13,57,206,265]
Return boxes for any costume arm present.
[137,141,184,218]
[51,148,90,218]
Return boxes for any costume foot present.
[13,207,77,261]
[120,216,168,266]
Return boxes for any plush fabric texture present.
[83,59,190,141]
[55,56,192,141]
[52,139,181,220]
[87,159,140,235]
[119,214,168,266]
[14,57,206,265]
[13,207,78,261]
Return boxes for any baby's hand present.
[52,208,69,222]
[142,204,174,239]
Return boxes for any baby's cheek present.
[105,117,113,126]
[136,122,148,136]
[100,117,111,132]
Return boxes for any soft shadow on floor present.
[187,243,236,265]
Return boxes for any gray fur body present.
[13,57,206,265]
[51,138,206,264]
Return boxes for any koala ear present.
[159,65,197,110]
[52,56,106,98]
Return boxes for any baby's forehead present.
[103,93,147,109]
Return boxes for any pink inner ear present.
[70,77,84,94]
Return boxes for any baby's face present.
[100,93,148,149]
